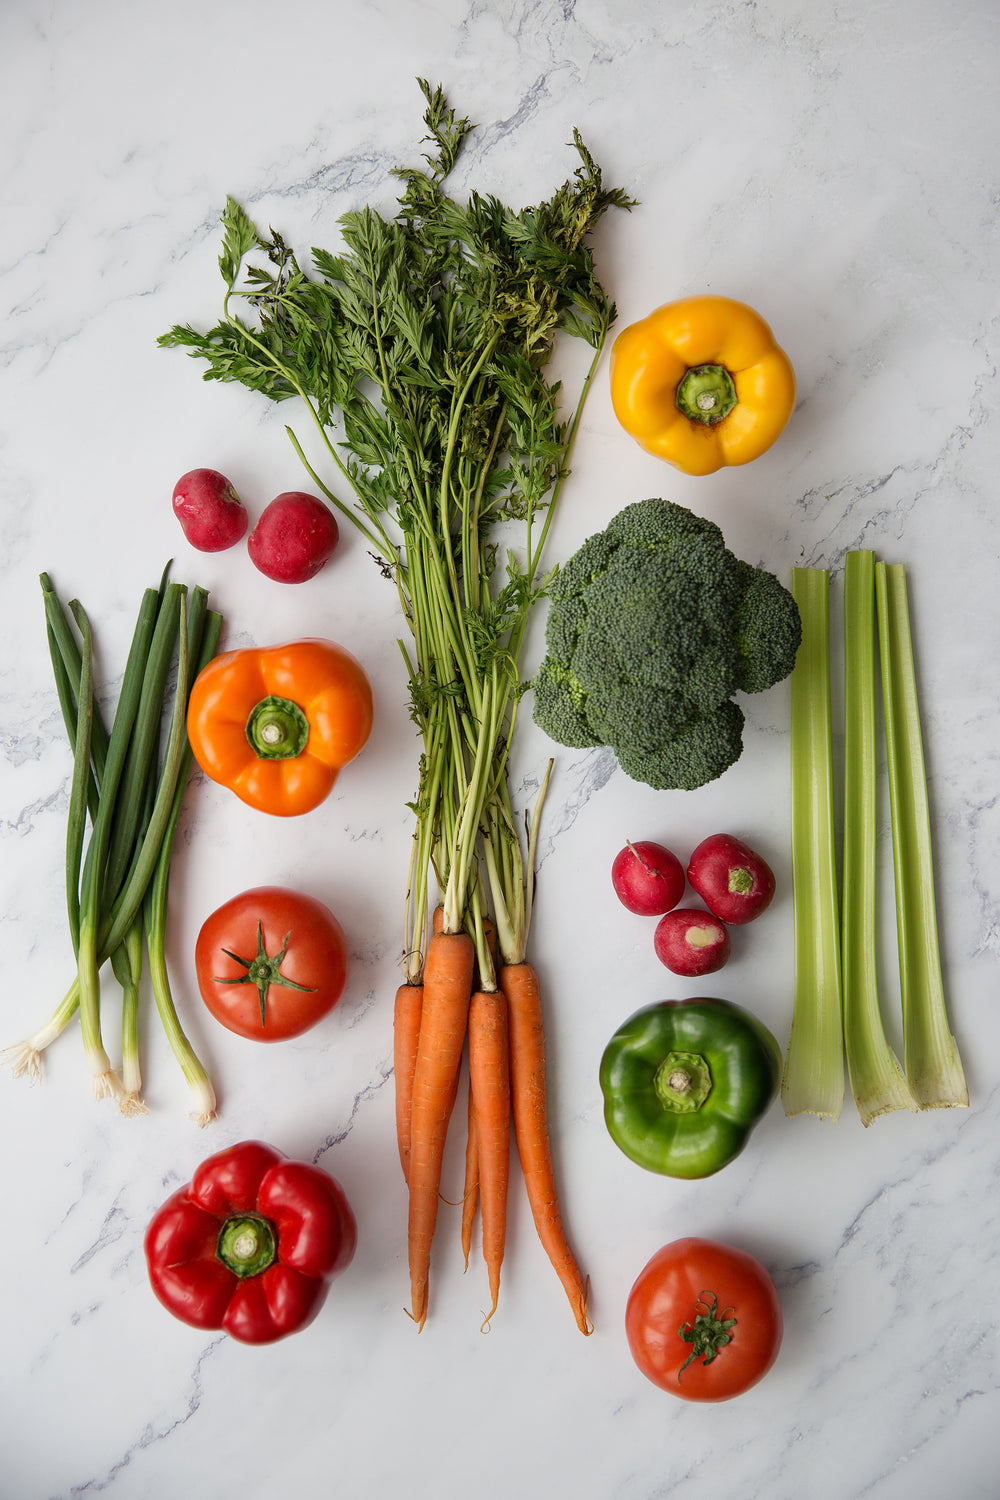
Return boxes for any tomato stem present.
[678,1292,737,1376]
[216,920,317,1028]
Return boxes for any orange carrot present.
[393,906,445,1184]
[407,927,475,1329]
[459,917,498,1268]
[468,985,510,1327]
[460,1083,479,1270]
[393,981,423,1183]
[501,961,592,1335]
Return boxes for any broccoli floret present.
[531,657,600,749]
[532,498,800,791]
[733,558,803,694]
[615,700,746,792]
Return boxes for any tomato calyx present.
[215,920,317,1027]
[678,1291,737,1377]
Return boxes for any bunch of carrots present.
[394,765,590,1334]
[160,81,632,1329]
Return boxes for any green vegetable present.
[599,997,782,1178]
[875,562,967,1110]
[3,572,221,1120]
[781,567,845,1120]
[158,79,634,982]
[532,499,802,790]
[841,550,916,1124]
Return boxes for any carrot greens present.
[160,80,632,1322]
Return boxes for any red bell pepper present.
[144,1139,356,1344]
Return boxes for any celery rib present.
[781,567,845,1119]
[875,562,968,1109]
[841,551,916,1125]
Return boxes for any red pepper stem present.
[217,1212,277,1278]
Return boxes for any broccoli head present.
[532,498,801,791]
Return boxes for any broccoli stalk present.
[532,498,801,791]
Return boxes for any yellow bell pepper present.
[609,295,795,476]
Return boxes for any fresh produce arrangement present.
[531,498,802,790]
[653,909,731,977]
[613,832,776,975]
[4,80,969,1396]
[172,468,249,552]
[625,1238,783,1400]
[687,833,776,925]
[156,78,637,1335]
[248,492,341,583]
[144,1139,356,1344]
[186,637,374,816]
[195,886,349,1041]
[3,570,222,1121]
[781,552,967,1124]
[609,295,795,475]
[600,997,782,1178]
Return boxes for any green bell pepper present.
[599,997,781,1178]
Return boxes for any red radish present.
[172,468,248,552]
[686,834,775,925]
[653,909,731,977]
[612,840,685,916]
[248,492,340,583]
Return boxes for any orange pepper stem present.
[245,695,310,760]
[675,364,738,426]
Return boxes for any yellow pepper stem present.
[675,364,738,426]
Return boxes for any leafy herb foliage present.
[160,80,633,968]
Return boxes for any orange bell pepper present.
[609,295,795,476]
[187,638,374,816]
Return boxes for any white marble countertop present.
[3,2,998,1496]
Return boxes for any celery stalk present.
[875,562,968,1109]
[781,567,845,1120]
[841,551,916,1124]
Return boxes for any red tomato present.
[195,886,349,1041]
[625,1237,782,1401]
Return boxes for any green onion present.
[112,923,147,1115]
[841,550,916,1124]
[142,595,222,1126]
[781,567,845,1120]
[3,571,222,1119]
[875,562,967,1109]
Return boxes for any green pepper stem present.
[653,1049,713,1112]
